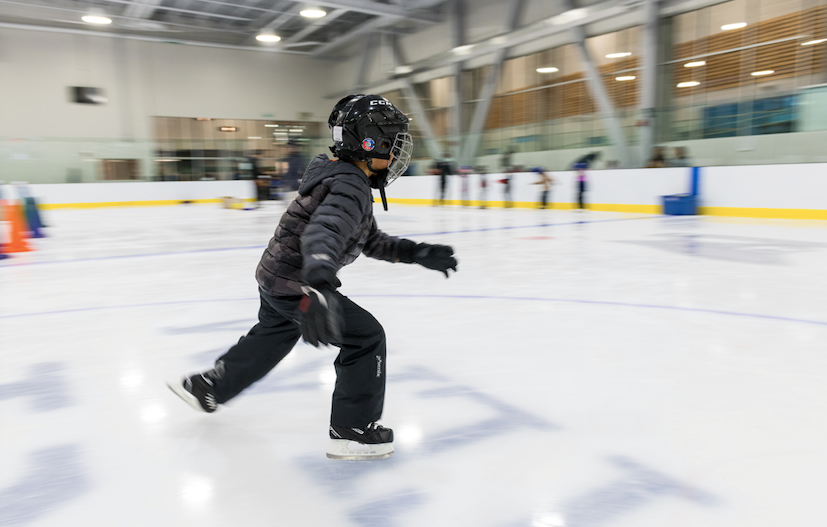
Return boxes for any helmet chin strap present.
[379,186,388,211]
[367,158,389,211]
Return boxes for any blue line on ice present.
[2,293,825,327]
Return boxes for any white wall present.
[0,26,334,183]
[0,27,333,140]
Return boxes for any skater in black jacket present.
[168,95,458,460]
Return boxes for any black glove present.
[298,268,343,347]
[412,243,457,278]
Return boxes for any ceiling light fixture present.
[452,45,474,56]
[256,29,281,42]
[684,61,706,68]
[82,9,112,25]
[751,70,775,76]
[536,67,559,73]
[677,81,700,87]
[550,8,588,26]
[394,65,413,75]
[802,38,827,46]
[606,52,632,58]
[721,22,747,31]
[616,76,636,81]
[300,7,327,18]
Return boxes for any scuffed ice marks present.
[618,233,827,265]
[501,456,719,527]
[0,445,90,526]
[0,362,72,412]
[348,489,427,527]
[560,456,719,527]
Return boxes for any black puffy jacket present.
[256,154,412,297]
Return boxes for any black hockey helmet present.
[329,94,413,188]
[328,93,364,131]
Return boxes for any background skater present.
[531,167,554,209]
[432,152,454,205]
[575,166,588,210]
[168,94,458,460]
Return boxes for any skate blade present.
[326,439,394,460]
[166,379,209,413]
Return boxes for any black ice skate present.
[327,422,394,460]
[167,373,218,413]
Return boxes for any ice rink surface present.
[2,201,827,527]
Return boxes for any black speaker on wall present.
[70,87,108,104]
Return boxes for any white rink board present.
[1,180,256,206]
[394,168,693,206]
[394,164,827,211]
[2,163,826,213]
[701,164,827,209]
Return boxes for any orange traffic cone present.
[0,208,8,260]
[1,201,32,253]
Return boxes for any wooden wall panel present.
[478,6,824,132]
[673,6,827,96]
[483,55,642,130]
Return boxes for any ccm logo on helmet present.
[370,99,392,106]
[361,138,375,151]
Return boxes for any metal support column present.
[452,0,465,162]
[391,37,442,160]
[655,15,674,144]
[355,31,376,89]
[639,0,659,167]
[460,0,526,166]
[460,54,503,166]
[571,25,632,168]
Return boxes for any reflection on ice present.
[181,474,213,510]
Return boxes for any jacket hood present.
[298,154,368,195]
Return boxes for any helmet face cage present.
[385,131,413,186]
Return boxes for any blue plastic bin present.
[662,194,697,215]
